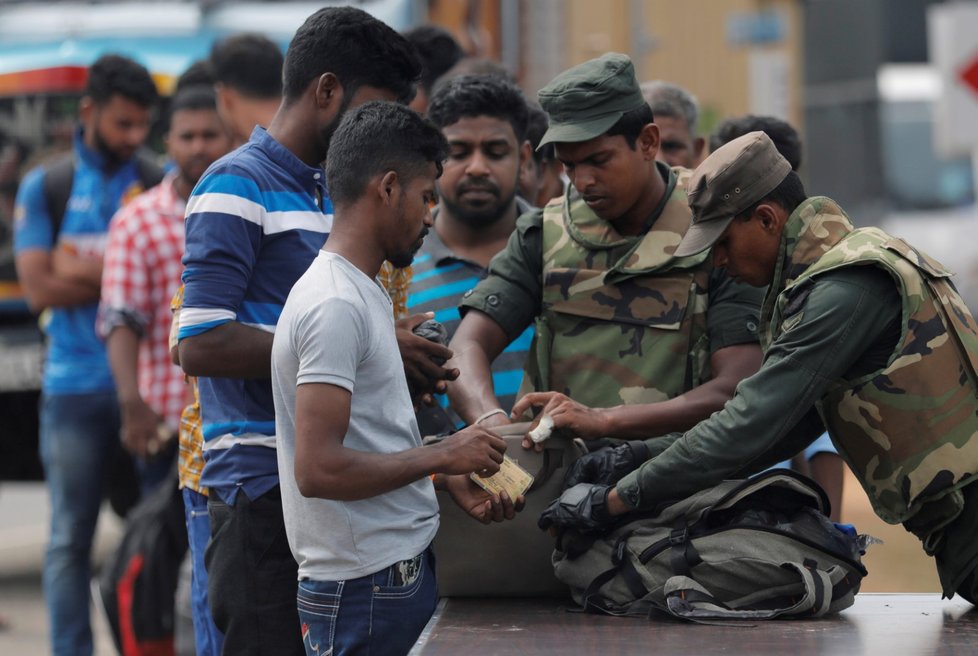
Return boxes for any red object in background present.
[0,66,88,96]
[959,55,978,99]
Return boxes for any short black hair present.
[211,33,283,99]
[427,74,529,143]
[433,57,515,94]
[175,59,215,93]
[711,115,802,171]
[326,102,448,207]
[525,102,554,164]
[86,54,159,107]
[165,85,218,132]
[604,102,654,149]
[736,170,808,220]
[283,7,422,105]
[402,25,464,95]
[170,85,218,115]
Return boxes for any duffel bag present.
[553,470,871,620]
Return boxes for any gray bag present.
[553,470,869,620]
[433,422,580,597]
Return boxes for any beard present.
[317,92,355,158]
[389,227,428,268]
[92,124,133,168]
[439,180,517,229]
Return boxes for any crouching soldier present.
[541,131,978,603]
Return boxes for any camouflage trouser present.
[934,481,978,603]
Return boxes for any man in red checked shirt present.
[99,85,231,468]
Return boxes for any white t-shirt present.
[272,251,439,581]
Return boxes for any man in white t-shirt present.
[272,101,520,656]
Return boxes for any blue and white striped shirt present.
[408,202,534,435]
[180,126,332,503]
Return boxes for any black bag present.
[553,470,870,621]
[97,465,188,655]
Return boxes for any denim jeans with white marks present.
[297,547,437,656]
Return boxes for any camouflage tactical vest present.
[766,197,978,530]
[519,170,712,409]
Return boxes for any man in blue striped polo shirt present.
[409,75,535,436]
[177,8,428,655]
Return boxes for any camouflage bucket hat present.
[674,131,792,257]
[537,53,647,149]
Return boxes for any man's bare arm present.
[178,321,274,379]
[107,326,162,458]
[293,382,506,501]
[15,250,100,312]
[52,247,103,287]
[445,309,514,426]
[512,343,764,442]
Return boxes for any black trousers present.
[206,486,304,656]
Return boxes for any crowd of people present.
[10,5,978,656]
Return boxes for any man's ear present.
[78,97,94,124]
[519,139,532,168]
[639,123,660,161]
[517,138,534,185]
[314,73,342,110]
[756,202,787,233]
[692,136,706,165]
[379,170,399,206]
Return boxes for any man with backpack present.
[541,131,978,606]
[13,53,164,656]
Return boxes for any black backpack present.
[97,464,188,655]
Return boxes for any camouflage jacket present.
[518,168,713,409]
[766,197,978,532]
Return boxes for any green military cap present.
[536,52,647,149]
[674,131,792,258]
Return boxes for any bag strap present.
[42,150,163,242]
[134,150,165,190]
[661,561,839,621]
[42,154,75,240]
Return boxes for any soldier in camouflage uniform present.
[541,131,978,602]
[446,53,765,439]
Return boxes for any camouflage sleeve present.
[458,208,544,341]
[616,266,901,510]
[705,266,766,352]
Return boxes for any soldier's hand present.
[511,392,612,451]
[538,483,615,534]
[443,474,525,524]
[395,312,460,399]
[434,425,506,476]
[563,441,650,489]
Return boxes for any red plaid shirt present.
[99,174,190,430]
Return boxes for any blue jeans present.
[183,488,224,656]
[39,391,171,656]
[40,391,119,656]
[297,547,438,656]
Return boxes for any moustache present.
[457,181,500,196]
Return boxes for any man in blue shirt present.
[177,8,445,654]
[410,74,535,435]
[13,54,161,656]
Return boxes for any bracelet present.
[474,408,508,426]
